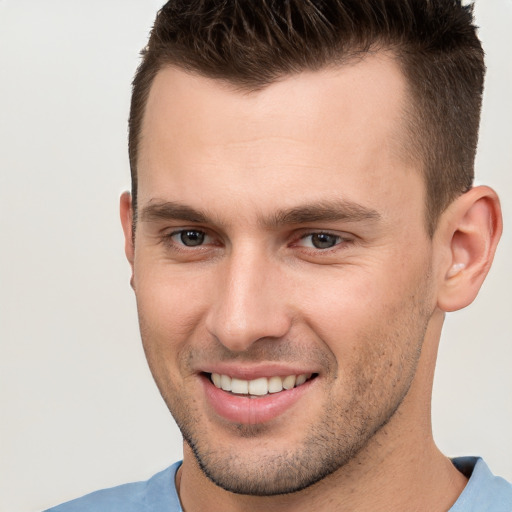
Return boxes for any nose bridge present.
[206,244,290,352]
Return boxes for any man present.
[46,0,512,510]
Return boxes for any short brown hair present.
[129,0,485,235]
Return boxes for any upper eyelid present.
[295,229,353,240]
[291,230,356,251]
[168,228,211,239]
[160,227,354,246]
[299,230,342,237]
[295,232,343,245]
[166,227,211,237]
[169,227,207,234]
[158,231,206,253]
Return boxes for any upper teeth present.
[211,373,312,396]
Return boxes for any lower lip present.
[202,375,316,425]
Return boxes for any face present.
[125,55,438,495]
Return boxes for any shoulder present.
[450,457,512,512]
[43,462,182,512]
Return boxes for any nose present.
[205,247,292,352]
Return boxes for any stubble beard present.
[140,272,434,496]
[180,405,393,496]
[155,322,428,497]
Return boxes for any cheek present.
[298,266,384,331]
[300,270,431,427]
[134,264,210,364]
[297,260,431,363]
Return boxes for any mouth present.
[200,367,320,424]
[207,372,317,397]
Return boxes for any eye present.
[171,229,210,247]
[298,232,342,249]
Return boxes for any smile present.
[209,373,315,396]
[203,371,319,424]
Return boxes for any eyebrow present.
[140,201,210,224]
[264,200,381,228]
[139,199,381,227]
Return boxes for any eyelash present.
[161,228,352,253]
[162,229,215,251]
[295,232,345,250]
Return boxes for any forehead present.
[137,54,424,228]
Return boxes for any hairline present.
[131,47,443,239]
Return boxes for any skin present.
[121,53,502,511]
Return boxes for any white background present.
[0,2,510,511]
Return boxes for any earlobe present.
[436,186,502,312]
[120,191,135,270]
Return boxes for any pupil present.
[312,233,337,249]
[181,230,205,246]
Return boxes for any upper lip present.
[198,363,319,380]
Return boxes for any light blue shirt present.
[450,458,512,511]
[45,457,512,511]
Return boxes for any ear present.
[120,192,135,279]
[436,186,502,312]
